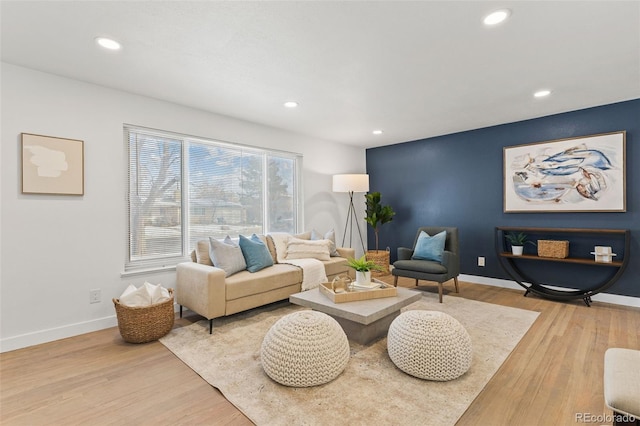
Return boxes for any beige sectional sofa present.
[176,234,355,333]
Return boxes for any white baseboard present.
[0,315,118,353]
[0,304,181,353]
[2,279,637,353]
[460,274,640,308]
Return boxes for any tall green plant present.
[364,192,395,252]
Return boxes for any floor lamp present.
[332,174,369,254]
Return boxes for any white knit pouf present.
[261,310,350,387]
[387,310,472,381]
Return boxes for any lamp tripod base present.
[341,191,366,254]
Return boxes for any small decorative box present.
[537,240,569,258]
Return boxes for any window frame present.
[124,124,303,274]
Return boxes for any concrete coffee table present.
[289,285,422,345]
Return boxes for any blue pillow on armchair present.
[412,230,446,262]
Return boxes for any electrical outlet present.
[478,257,485,267]
[89,289,101,304]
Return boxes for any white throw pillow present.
[285,237,331,261]
[269,232,292,263]
[209,236,247,277]
[311,228,340,257]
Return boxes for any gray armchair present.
[392,227,460,303]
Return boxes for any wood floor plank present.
[1,278,638,425]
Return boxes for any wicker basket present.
[113,288,175,343]
[366,250,390,277]
[537,240,569,259]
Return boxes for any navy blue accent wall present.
[366,99,639,297]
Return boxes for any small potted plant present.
[505,232,536,256]
[347,255,384,287]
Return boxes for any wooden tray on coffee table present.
[319,279,397,303]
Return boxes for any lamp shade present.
[332,174,369,193]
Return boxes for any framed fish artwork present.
[503,131,626,212]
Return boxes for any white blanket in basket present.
[119,282,171,307]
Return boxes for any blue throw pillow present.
[412,230,447,262]
[239,234,274,273]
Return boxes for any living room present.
[1,1,639,425]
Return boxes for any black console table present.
[495,227,630,306]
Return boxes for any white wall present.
[0,63,367,352]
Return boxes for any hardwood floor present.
[1,278,638,425]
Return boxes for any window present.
[126,125,302,271]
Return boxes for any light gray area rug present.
[160,294,539,425]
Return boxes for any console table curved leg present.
[495,227,630,307]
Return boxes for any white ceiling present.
[2,1,639,148]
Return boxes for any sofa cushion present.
[268,232,292,263]
[267,231,320,262]
[196,240,213,265]
[295,231,312,240]
[412,230,446,262]
[285,237,331,261]
[394,259,448,274]
[311,228,340,257]
[209,236,247,277]
[225,264,303,300]
[322,256,349,278]
[260,234,277,264]
[239,234,274,273]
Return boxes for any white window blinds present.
[125,125,301,271]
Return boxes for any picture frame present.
[503,131,625,213]
[21,133,84,195]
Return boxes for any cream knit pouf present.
[387,310,472,381]
[261,310,350,387]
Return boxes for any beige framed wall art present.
[503,131,626,212]
[21,133,84,195]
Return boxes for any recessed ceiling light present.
[95,37,121,51]
[283,101,298,108]
[483,9,511,26]
[534,89,552,98]
[372,130,383,135]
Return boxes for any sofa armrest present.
[397,247,413,261]
[441,251,460,276]
[336,247,355,259]
[176,262,226,320]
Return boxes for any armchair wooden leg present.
[454,276,460,293]
[438,283,443,303]
[394,275,398,287]
[415,279,419,287]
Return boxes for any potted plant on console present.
[364,191,395,276]
[505,232,536,256]
[347,255,384,288]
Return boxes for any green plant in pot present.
[505,232,536,256]
[347,255,384,287]
[364,192,395,275]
